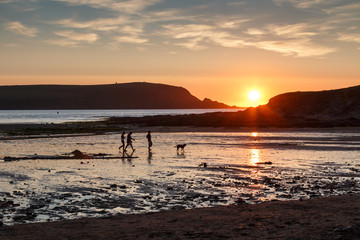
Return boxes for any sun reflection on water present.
[251,132,258,137]
[250,148,260,166]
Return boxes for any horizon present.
[1,81,360,108]
[1,0,359,107]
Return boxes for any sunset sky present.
[1,0,359,107]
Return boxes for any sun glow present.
[248,90,260,101]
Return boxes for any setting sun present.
[248,90,261,101]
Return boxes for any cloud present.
[273,0,334,8]
[162,24,247,50]
[245,28,265,35]
[251,39,336,57]
[242,23,338,57]
[227,2,246,7]
[45,39,79,47]
[53,17,128,31]
[324,2,360,14]
[162,21,336,57]
[268,23,316,37]
[338,33,360,44]
[46,30,99,46]
[113,35,148,44]
[5,21,38,37]
[218,19,250,29]
[53,0,162,14]
[0,0,17,3]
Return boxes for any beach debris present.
[2,150,121,161]
[234,198,247,205]
[255,161,272,165]
[198,162,207,168]
[334,225,360,238]
[70,150,89,159]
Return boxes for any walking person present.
[125,132,135,152]
[146,131,153,150]
[119,132,125,152]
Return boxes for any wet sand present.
[1,194,360,239]
[1,125,360,239]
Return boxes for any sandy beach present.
[1,124,360,239]
[1,194,360,239]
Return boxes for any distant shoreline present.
[1,121,360,140]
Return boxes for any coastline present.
[2,121,360,139]
[1,195,360,239]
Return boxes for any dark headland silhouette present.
[0,82,235,110]
[108,85,360,128]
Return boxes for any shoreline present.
[1,122,360,139]
[1,195,360,239]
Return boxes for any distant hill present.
[266,85,360,120]
[241,85,360,127]
[0,82,235,110]
[107,85,360,128]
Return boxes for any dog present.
[175,144,186,151]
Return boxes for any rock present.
[235,198,247,205]
[110,184,117,188]
[198,162,207,167]
[334,225,360,237]
[71,150,90,159]
[255,161,272,165]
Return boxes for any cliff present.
[266,85,360,120]
[0,82,233,110]
[107,85,360,128]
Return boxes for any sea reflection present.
[249,148,260,165]
[251,132,258,137]
[147,150,152,163]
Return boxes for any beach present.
[1,194,360,239]
[1,124,360,239]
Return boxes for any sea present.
[0,109,360,226]
[0,109,242,124]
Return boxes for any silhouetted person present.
[125,132,135,152]
[146,131,152,150]
[119,132,125,152]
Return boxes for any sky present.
[0,0,359,107]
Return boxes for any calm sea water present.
[0,109,242,124]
